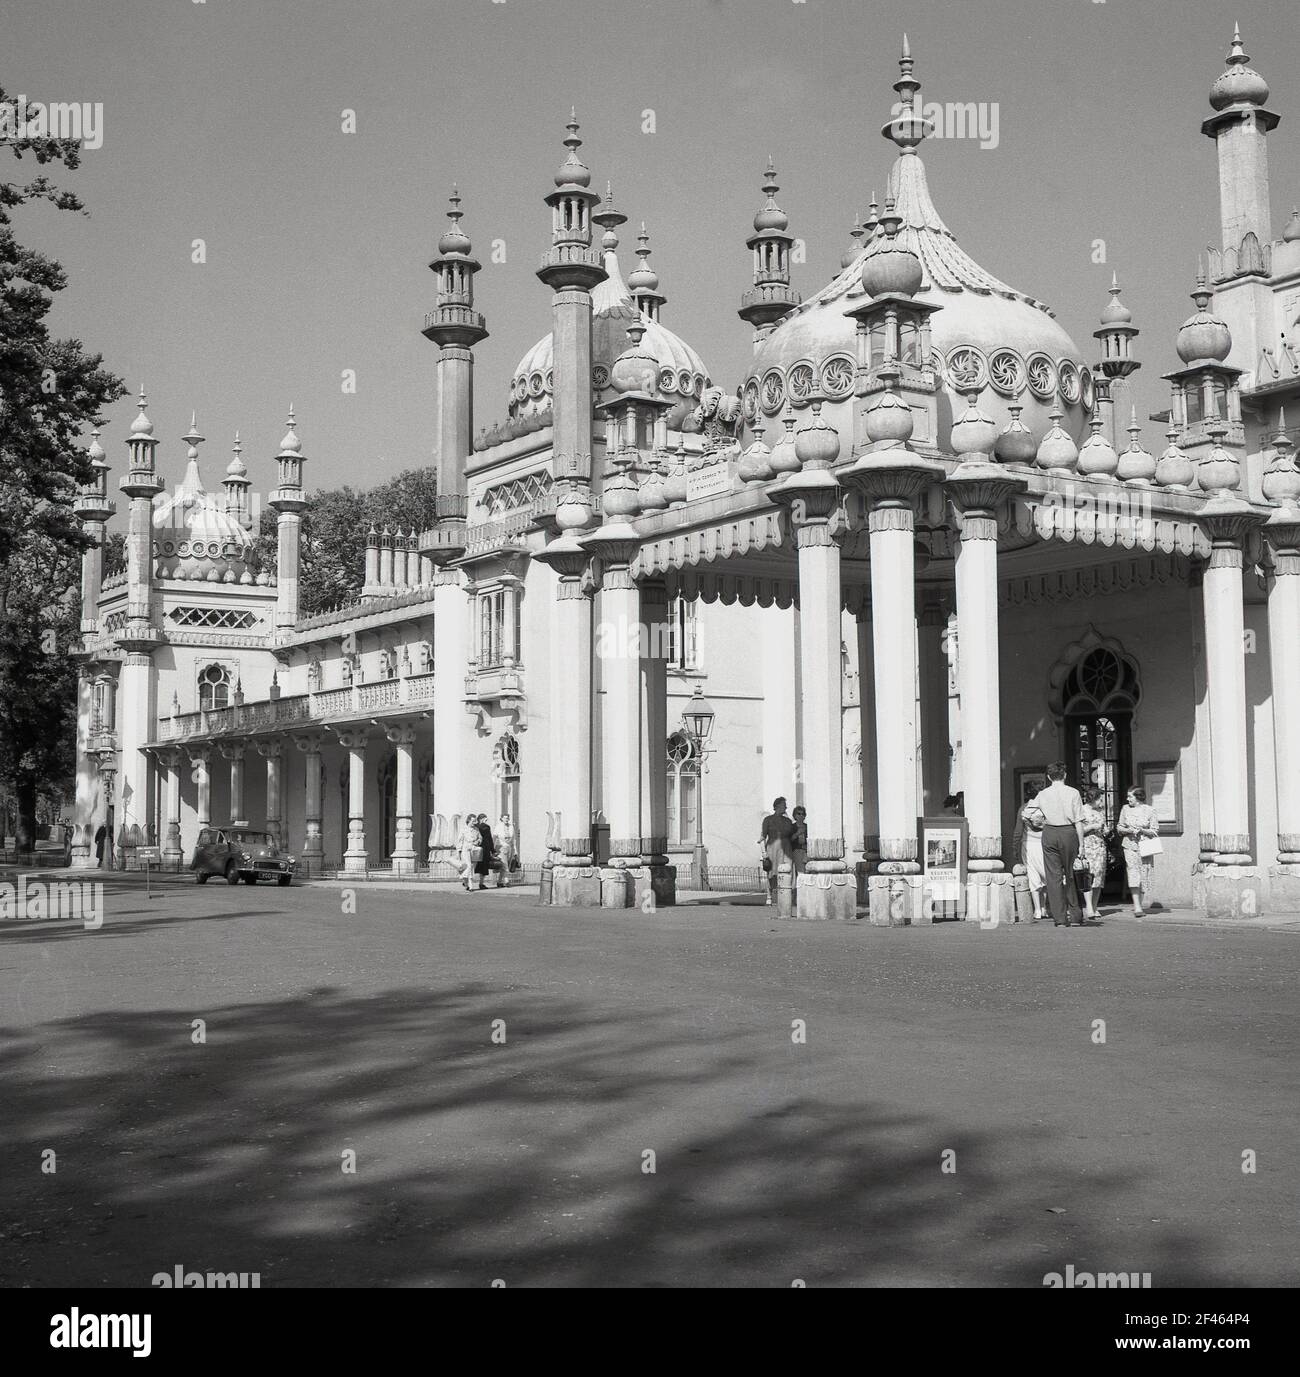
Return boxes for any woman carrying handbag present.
[1117,787,1161,916]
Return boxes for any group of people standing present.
[1014,762,1161,925]
[456,812,515,890]
[758,797,808,905]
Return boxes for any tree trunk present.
[15,775,37,854]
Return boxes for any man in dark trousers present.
[475,814,497,890]
[1035,761,1085,927]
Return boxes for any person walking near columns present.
[1036,761,1085,927]
[759,798,796,906]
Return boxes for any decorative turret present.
[1078,414,1120,479]
[537,111,605,294]
[1035,406,1079,476]
[1095,273,1140,378]
[881,34,934,154]
[840,215,866,272]
[1155,424,1195,490]
[738,158,801,342]
[1202,24,1278,254]
[362,524,381,599]
[628,223,666,322]
[795,397,841,469]
[120,387,162,501]
[1116,407,1156,485]
[223,431,252,529]
[1262,409,1300,511]
[1195,406,1243,498]
[268,406,308,631]
[950,392,998,464]
[994,404,1036,466]
[1164,267,1245,461]
[423,186,488,523]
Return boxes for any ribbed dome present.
[1209,28,1269,111]
[154,452,254,583]
[743,152,1091,448]
[509,246,711,429]
[1176,283,1232,364]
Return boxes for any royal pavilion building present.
[70,31,1300,920]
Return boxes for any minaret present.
[1093,273,1140,447]
[223,431,252,529]
[268,406,307,631]
[738,157,800,348]
[74,427,116,638]
[422,186,488,521]
[1203,24,1278,254]
[536,111,606,528]
[116,389,164,847]
[628,223,667,323]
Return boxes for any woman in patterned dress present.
[1079,787,1109,921]
[1117,787,1160,916]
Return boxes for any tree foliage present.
[0,85,125,845]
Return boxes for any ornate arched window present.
[1061,646,1140,717]
[197,664,231,711]
[666,732,699,847]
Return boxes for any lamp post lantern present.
[680,685,715,890]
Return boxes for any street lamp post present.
[681,685,715,891]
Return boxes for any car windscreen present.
[230,832,274,847]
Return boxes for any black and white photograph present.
[2,0,1297,1337]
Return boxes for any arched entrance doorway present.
[1051,630,1142,897]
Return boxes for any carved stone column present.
[384,722,418,874]
[1265,501,1300,905]
[916,587,952,815]
[256,738,284,847]
[220,742,246,826]
[336,728,369,875]
[946,464,1025,926]
[532,535,599,906]
[1193,504,1266,916]
[638,578,676,906]
[294,732,326,876]
[841,449,945,925]
[188,746,211,834]
[160,748,183,867]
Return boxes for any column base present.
[391,853,417,875]
[342,850,369,875]
[1192,863,1262,919]
[793,869,858,921]
[962,872,1016,927]
[868,873,929,926]
[1268,864,1300,912]
[551,863,602,907]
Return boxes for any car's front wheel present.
[243,872,258,884]
[277,875,291,887]
[196,872,208,885]
[225,861,240,886]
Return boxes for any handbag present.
[1138,835,1163,858]
[469,845,484,865]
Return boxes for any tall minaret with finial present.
[75,426,116,639]
[537,111,606,525]
[268,406,307,631]
[628,223,667,322]
[422,186,488,514]
[1203,24,1278,254]
[116,389,164,845]
[738,158,800,349]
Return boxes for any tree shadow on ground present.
[0,981,1248,1287]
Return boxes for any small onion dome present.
[610,320,659,393]
[279,405,302,455]
[1176,274,1231,364]
[950,391,997,459]
[794,397,840,466]
[865,376,914,445]
[226,431,247,476]
[628,224,659,293]
[1077,415,1119,477]
[437,186,472,257]
[1283,208,1300,243]
[1154,426,1195,489]
[1036,406,1079,472]
[1262,409,1300,507]
[738,421,775,482]
[1099,272,1132,326]
[129,387,154,435]
[768,409,801,474]
[639,458,669,512]
[601,463,641,519]
[1209,25,1270,112]
[860,197,923,299]
[87,428,106,462]
[863,192,880,237]
[1196,424,1242,497]
[664,442,689,504]
[753,158,789,233]
[841,217,865,272]
[1116,408,1156,483]
[994,404,1037,464]
[554,109,591,188]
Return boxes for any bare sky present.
[9,0,1299,515]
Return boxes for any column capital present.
[944,461,1027,522]
[254,737,284,759]
[767,468,843,525]
[382,722,418,746]
[533,533,593,584]
[1199,499,1267,549]
[334,728,369,749]
[217,741,246,761]
[840,451,945,508]
[1264,511,1300,567]
[293,731,328,753]
[186,743,211,762]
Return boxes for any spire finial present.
[884,33,928,152]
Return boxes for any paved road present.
[1,874,1296,1287]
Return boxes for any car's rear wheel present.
[243,872,258,884]
[224,861,240,886]
[196,872,208,884]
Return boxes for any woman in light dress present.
[1079,786,1110,921]
[497,813,516,881]
[790,806,809,876]
[1117,787,1160,916]
[457,813,483,890]
[1020,784,1048,921]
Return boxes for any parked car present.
[190,826,297,885]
